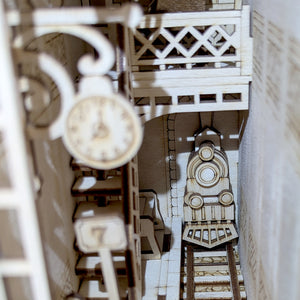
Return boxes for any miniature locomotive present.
[182,128,238,248]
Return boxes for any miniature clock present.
[63,94,143,170]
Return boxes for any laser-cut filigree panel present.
[130,11,243,72]
[8,4,144,169]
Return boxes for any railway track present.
[181,242,246,300]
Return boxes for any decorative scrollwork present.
[16,50,75,139]
[11,4,143,138]
[14,25,115,76]
[11,3,144,168]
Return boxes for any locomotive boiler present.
[182,128,238,248]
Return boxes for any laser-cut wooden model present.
[64,94,143,170]
[0,0,252,299]
[139,190,165,260]
[182,128,238,248]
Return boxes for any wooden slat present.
[76,255,126,276]
[182,291,247,299]
[0,189,18,208]
[192,250,227,258]
[226,243,241,300]
[132,68,241,81]
[0,259,31,276]
[73,201,123,220]
[138,11,241,28]
[132,76,252,89]
[183,264,241,272]
[186,244,194,300]
[79,278,128,299]
[182,274,244,284]
[71,176,122,196]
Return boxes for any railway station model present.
[1,0,300,300]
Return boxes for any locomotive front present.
[183,128,238,248]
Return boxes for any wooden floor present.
[142,217,182,300]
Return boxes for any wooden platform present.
[71,176,122,196]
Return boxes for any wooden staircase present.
[70,158,141,300]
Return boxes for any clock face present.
[63,95,143,169]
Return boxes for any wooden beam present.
[226,243,241,300]
[186,244,194,300]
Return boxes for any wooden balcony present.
[127,5,252,122]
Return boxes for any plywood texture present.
[238,1,300,299]
[34,139,78,300]
[157,0,205,12]
[17,4,84,298]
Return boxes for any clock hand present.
[92,111,110,139]
[94,122,110,139]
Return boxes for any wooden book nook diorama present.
[183,128,238,249]
[0,0,252,299]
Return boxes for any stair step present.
[73,201,123,221]
[139,194,154,216]
[79,278,128,299]
[139,191,165,230]
[141,227,165,260]
[72,176,122,196]
[76,254,126,276]
[71,159,121,175]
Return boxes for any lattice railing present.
[129,8,250,73]
[127,6,252,122]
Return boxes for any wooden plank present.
[183,264,240,272]
[132,56,240,66]
[98,248,121,300]
[183,274,244,284]
[7,5,142,27]
[135,102,248,114]
[226,243,241,300]
[73,201,123,220]
[132,76,252,89]
[186,244,194,300]
[0,259,31,276]
[0,189,18,208]
[138,11,241,28]
[76,255,126,276]
[235,0,242,10]
[182,291,247,299]
[193,250,227,258]
[133,86,248,98]
[132,68,241,81]
[219,0,234,4]
[71,176,122,196]
[79,278,128,299]
[240,5,253,76]
[209,3,235,10]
